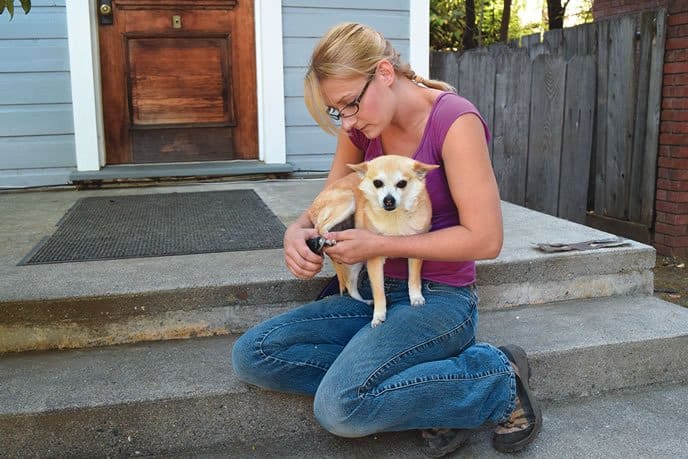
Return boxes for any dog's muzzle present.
[383,195,396,211]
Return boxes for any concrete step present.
[0,199,655,353]
[162,383,688,458]
[2,295,686,457]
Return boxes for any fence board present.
[594,20,609,216]
[492,48,531,206]
[640,9,666,225]
[559,56,596,223]
[603,15,637,220]
[526,55,566,215]
[457,50,496,153]
[429,52,458,90]
[629,11,655,223]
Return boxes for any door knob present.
[99,0,113,25]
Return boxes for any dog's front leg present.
[367,256,387,327]
[408,258,425,306]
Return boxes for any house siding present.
[0,0,75,188]
[282,0,410,172]
[0,1,414,187]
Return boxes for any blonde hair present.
[304,22,455,135]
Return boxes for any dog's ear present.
[348,162,369,178]
[413,161,440,179]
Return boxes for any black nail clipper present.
[306,237,336,255]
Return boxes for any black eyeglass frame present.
[326,74,375,121]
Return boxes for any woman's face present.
[320,74,387,138]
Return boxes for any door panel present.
[98,0,257,164]
[127,37,234,126]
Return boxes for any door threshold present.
[70,160,293,187]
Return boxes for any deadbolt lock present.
[100,4,111,15]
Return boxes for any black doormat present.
[19,190,286,265]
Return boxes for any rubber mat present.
[20,190,286,264]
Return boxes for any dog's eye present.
[396,180,407,189]
[373,180,384,188]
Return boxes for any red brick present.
[668,12,688,26]
[659,234,688,247]
[665,190,688,202]
[657,178,688,191]
[664,74,688,86]
[656,222,688,236]
[658,145,688,158]
[663,85,688,97]
[659,133,688,145]
[667,24,688,38]
[664,62,688,74]
[666,37,688,50]
[655,211,688,226]
[655,199,688,213]
[661,110,688,122]
[661,121,688,133]
[658,157,688,169]
[663,97,688,109]
[665,48,688,62]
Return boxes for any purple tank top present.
[348,92,490,287]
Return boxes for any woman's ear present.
[376,59,396,86]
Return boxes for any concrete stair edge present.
[0,244,656,353]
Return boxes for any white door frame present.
[65,0,287,171]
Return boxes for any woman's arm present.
[324,114,503,264]
[283,129,365,278]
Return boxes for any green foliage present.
[431,0,516,51]
[430,0,593,51]
[0,0,31,20]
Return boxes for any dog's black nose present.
[383,195,396,211]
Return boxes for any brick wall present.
[594,0,688,257]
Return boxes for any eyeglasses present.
[326,74,374,121]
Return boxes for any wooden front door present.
[97,0,258,164]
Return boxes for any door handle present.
[98,0,113,25]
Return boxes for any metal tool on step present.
[534,237,630,253]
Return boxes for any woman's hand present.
[283,224,324,279]
[322,228,384,264]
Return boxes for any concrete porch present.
[0,178,687,457]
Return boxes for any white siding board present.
[285,97,316,126]
[284,67,307,97]
[283,0,406,10]
[283,8,409,39]
[0,135,75,168]
[286,126,337,154]
[287,154,335,172]
[0,40,70,72]
[0,104,74,137]
[0,167,74,189]
[0,72,71,105]
[0,7,67,39]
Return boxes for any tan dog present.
[308,155,438,327]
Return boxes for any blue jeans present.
[232,273,516,438]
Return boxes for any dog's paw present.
[371,312,386,327]
[409,293,426,306]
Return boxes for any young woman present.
[232,22,542,456]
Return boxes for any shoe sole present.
[494,344,543,453]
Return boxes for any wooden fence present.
[430,9,666,239]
